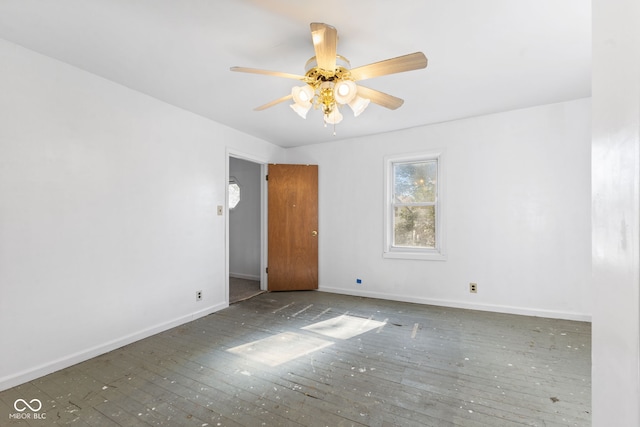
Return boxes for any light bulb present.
[291,85,314,105]
[334,80,357,104]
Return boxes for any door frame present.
[225,148,269,304]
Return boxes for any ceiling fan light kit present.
[349,96,370,117]
[231,23,428,133]
[290,101,311,119]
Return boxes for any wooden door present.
[268,164,318,291]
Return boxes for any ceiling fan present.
[230,23,428,130]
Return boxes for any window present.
[384,151,445,260]
[229,177,240,209]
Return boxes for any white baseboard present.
[0,302,228,392]
[229,272,260,281]
[318,286,591,322]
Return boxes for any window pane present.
[229,183,240,209]
[393,205,436,248]
[394,161,437,203]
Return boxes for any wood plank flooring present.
[0,291,591,426]
[229,278,263,304]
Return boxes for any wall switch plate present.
[217,206,223,216]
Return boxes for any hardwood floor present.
[229,277,263,304]
[0,292,591,426]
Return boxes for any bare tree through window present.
[393,161,437,248]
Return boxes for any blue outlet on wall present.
[356,278,362,284]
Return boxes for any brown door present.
[268,164,318,291]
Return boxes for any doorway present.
[226,154,320,303]
[228,156,265,303]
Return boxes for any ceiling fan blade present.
[254,94,293,111]
[357,85,404,110]
[230,66,305,81]
[310,22,338,72]
[350,52,428,81]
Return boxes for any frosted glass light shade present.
[292,85,314,104]
[290,102,311,119]
[324,108,343,124]
[334,80,357,104]
[290,84,314,118]
[348,96,370,117]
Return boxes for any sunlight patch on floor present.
[227,331,333,366]
[302,314,387,339]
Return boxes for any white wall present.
[286,99,592,320]
[591,0,640,424]
[0,39,285,391]
[229,157,261,280]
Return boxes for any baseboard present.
[0,302,228,392]
[229,272,260,281]
[318,286,591,322]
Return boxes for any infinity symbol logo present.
[14,398,42,412]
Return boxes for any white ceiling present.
[0,0,591,148]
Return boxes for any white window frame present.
[383,151,446,261]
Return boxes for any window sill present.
[383,250,447,261]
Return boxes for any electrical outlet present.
[196,290,202,301]
[469,283,478,293]
[216,206,223,216]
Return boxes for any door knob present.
[311,230,318,237]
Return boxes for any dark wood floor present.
[0,291,591,426]
[229,277,263,304]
